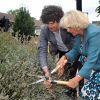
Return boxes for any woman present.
[39,5,81,97]
[56,10,100,99]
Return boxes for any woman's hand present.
[42,68,52,89]
[43,76,55,94]
[66,75,83,89]
[56,56,67,77]
[43,76,52,89]
[42,68,55,95]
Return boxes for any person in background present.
[56,10,100,99]
[38,5,82,97]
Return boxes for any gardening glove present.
[56,56,67,77]
[66,75,83,89]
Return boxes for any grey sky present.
[0,0,100,22]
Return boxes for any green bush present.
[0,32,73,100]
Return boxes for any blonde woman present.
[56,10,100,99]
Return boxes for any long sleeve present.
[78,31,100,79]
[38,26,48,69]
[65,24,100,79]
[65,36,80,64]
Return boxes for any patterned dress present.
[81,71,100,100]
[79,43,100,100]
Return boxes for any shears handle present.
[51,80,68,85]
[50,65,61,74]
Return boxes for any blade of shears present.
[28,77,46,86]
[28,65,61,86]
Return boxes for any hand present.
[42,67,53,90]
[43,77,55,97]
[66,75,83,89]
[43,75,52,88]
[56,56,67,77]
[43,75,55,94]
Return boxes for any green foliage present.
[0,32,77,100]
[0,32,68,100]
[13,7,35,43]
[7,9,19,17]
[96,0,100,16]
[0,32,38,99]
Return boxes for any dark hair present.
[40,5,64,24]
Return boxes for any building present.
[0,12,14,22]
[0,12,43,34]
[34,19,43,36]
[92,21,100,26]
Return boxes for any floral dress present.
[81,71,100,100]
[79,43,100,100]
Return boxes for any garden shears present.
[28,65,69,86]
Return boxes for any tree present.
[7,9,19,17]
[13,7,35,43]
[0,16,11,32]
[96,0,100,16]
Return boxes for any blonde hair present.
[60,10,89,30]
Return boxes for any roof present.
[92,21,100,26]
[0,12,43,27]
[0,12,14,22]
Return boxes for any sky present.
[0,0,100,22]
